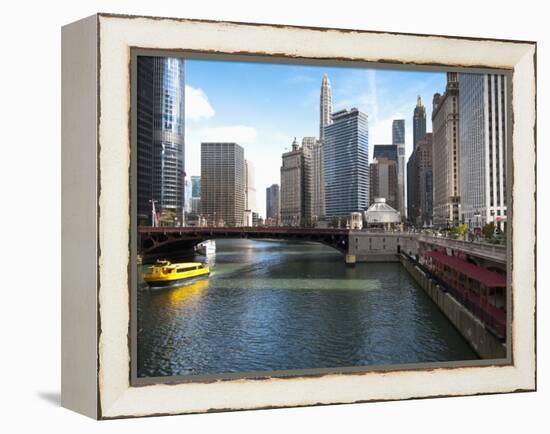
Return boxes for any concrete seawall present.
[348,232,419,262]
[400,254,506,359]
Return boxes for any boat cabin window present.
[176,265,202,272]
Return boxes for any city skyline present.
[184,59,445,217]
[136,56,507,230]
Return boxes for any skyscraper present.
[432,72,461,228]
[280,138,312,226]
[407,133,433,226]
[184,178,192,215]
[369,157,398,210]
[392,120,405,145]
[245,160,257,213]
[266,184,280,225]
[191,175,201,198]
[319,74,333,142]
[324,108,369,218]
[137,56,185,226]
[200,142,245,227]
[373,144,398,162]
[413,96,427,149]
[302,136,325,221]
[459,73,507,230]
[392,119,406,219]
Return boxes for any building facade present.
[200,142,245,227]
[392,120,406,219]
[280,138,312,226]
[245,159,257,214]
[369,157,398,210]
[392,120,405,145]
[191,197,201,215]
[266,184,280,226]
[301,136,325,221]
[407,157,415,225]
[184,178,192,215]
[324,108,369,219]
[413,96,427,149]
[137,56,186,226]
[459,73,507,230]
[373,144,398,162]
[432,72,461,228]
[319,74,333,142]
[407,133,433,226]
[191,175,201,198]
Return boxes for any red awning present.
[424,251,506,288]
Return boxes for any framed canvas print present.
[61,13,536,419]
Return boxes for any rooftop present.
[424,250,506,288]
[364,198,401,224]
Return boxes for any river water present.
[137,239,477,378]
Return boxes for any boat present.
[143,260,210,288]
[195,240,216,255]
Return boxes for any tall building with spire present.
[413,96,427,149]
[392,119,406,219]
[319,74,333,142]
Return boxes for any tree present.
[482,222,495,240]
[452,223,468,240]
[159,209,176,227]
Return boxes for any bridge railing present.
[138,226,352,235]
[418,235,506,262]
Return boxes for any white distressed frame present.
[62,13,536,419]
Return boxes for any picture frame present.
[61,13,536,419]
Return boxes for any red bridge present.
[139,226,350,256]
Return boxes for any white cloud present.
[198,125,258,144]
[185,85,215,121]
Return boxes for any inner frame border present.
[128,47,515,388]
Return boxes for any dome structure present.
[364,197,401,224]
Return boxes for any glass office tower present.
[137,56,185,226]
[324,108,369,219]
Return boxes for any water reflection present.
[167,279,209,306]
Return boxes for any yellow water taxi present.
[143,260,210,288]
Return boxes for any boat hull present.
[144,271,210,289]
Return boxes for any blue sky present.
[184,58,446,217]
